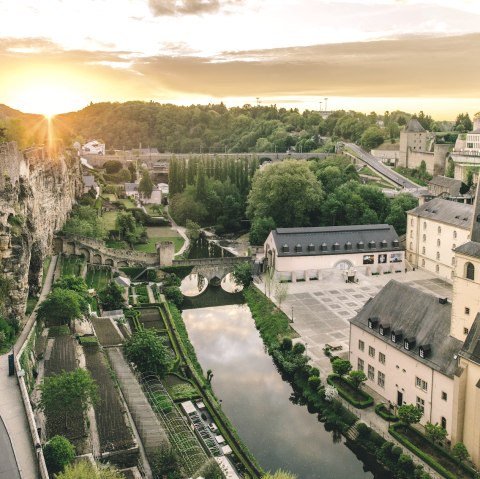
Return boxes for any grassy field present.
[85,266,111,291]
[60,256,85,277]
[101,193,117,201]
[145,204,164,215]
[118,198,136,209]
[134,236,184,253]
[101,211,118,231]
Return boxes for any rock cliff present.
[0,142,82,319]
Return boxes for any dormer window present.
[295,244,302,253]
[404,337,416,351]
[380,240,388,248]
[320,243,328,252]
[419,345,431,358]
[307,243,315,252]
[392,239,399,247]
[391,329,402,343]
[282,244,289,253]
[379,323,390,336]
[332,242,340,251]
[369,240,376,249]
[345,241,352,250]
[357,241,365,250]
[368,317,379,329]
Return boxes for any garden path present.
[146,285,155,304]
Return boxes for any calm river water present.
[182,303,388,479]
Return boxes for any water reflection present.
[183,305,385,479]
[179,273,208,297]
[220,273,243,294]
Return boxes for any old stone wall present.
[0,143,82,319]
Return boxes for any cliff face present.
[0,142,82,319]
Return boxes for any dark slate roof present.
[429,176,467,197]
[405,119,426,133]
[124,182,138,193]
[460,313,480,365]
[470,129,480,135]
[408,197,471,229]
[271,224,402,257]
[455,242,480,259]
[82,175,97,188]
[350,280,462,377]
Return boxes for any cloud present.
[148,0,244,16]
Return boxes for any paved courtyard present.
[258,269,452,377]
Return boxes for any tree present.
[446,158,455,178]
[115,211,141,244]
[39,369,98,429]
[397,404,423,426]
[331,358,352,377]
[150,444,183,479]
[348,370,367,390]
[55,462,126,479]
[124,328,174,378]
[452,442,470,464]
[233,262,252,288]
[249,216,276,245]
[164,286,184,307]
[324,384,339,402]
[185,219,201,241]
[37,288,83,328]
[43,435,75,474]
[138,169,154,199]
[246,160,324,227]
[104,160,123,174]
[424,422,448,445]
[273,281,289,308]
[53,275,90,312]
[98,281,125,310]
[194,458,224,479]
[360,126,385,150]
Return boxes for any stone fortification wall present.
[408,144,450,176]
[0,143,82,318]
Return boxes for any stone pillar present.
[158,241,174,267]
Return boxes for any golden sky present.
[1,0,479,118]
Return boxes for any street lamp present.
[291,306,294,323]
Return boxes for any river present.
[182,302,387,478]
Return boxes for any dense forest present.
[0,101,467,153]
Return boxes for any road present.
[344,143,427,196]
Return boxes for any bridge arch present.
[78,247,90,262]
[104,258,114,266]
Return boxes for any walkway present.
[0,255,59,479]
[164,206,189,257]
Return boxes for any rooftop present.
[429,176,469,197]
[270,224,402,257]
[408,197,471,229]
[455,241,480,259]
[350,280,462,377]
[405,118,426,133]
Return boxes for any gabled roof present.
[429,176,468,197]
[270,224,402,257]
[408,197,471,229]
[405,119,426,133]
[350,280,462,377]
[455,242,480,259]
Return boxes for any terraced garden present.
[60,255,86,277]
[90,317,123,346]
[85,266,111,291]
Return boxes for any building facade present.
[406,198,471,281]
[264,225,403,282]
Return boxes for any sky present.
[1,0,479,119]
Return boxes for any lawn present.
[85,266,111,290]
[105,240,129,250]
[101,211,118,231]
[60,255,85,277]
[118,198,137,209]
[145,204,164,215]
[101,193,117,202]
[134,236,184,253]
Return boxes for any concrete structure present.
[350,280,461,436]
[82,175,100,198]
[264,225,404,282]
[406,198,471,281]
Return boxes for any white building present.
[81,140,105,155]
[264,225,404,282]
[349,280,461,437]
[124,182,162,204]
[406,198,471,281]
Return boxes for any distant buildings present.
[81,140,105,156]
[82,175,100,198]
[124,181,162,204]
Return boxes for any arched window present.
[422,247,425,255]
[453,230,457,239]
[423,234,426,242]
[410,230,413,238]
[436,265,440,273]
[411,218,414,226]
[437,239,441,247]
[438,226,442,234]
[422,259,425,267]
[436,252,440,260]
[423,221,427,230]
[466,262,475,281]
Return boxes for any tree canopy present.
[397,404,423,426]
[98,281,125,310]
[37,288,84,328]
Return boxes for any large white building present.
[264,225,403,282]
[406,197,471,281]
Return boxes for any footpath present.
[0,255,58,479]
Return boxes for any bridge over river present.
[172,256,252,281]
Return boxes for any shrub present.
[43,435,75,474]
[356,422,370,440]
[280,337,293,351]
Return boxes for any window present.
[466,262,475,281]
[415,377,428,392]
[416,396,425,414]
[410,242,413,250]
[423,221,427,230]
[369,346,375,358]
[464,327,469,335]
[410,230,413,238]
[438,226,442,234]
[452,256,456,266]
[465,307,470,315]
[441,417,447,429]
[358,358,364,372]
[379,352,386,365]
[411,218,414,226]
[453,244,456,251]
[358,340,365,352]
[436,252,440,260]
[378,371,385,388]
[441,391,447,401]
[437,239,441,247]
[423,234,426,242]
[453,230,457,239]
[422,259,425,267]
[368,364,375,381]
[436,265,440,273]
[422,247,425,255]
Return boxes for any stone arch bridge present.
[172,257,253,281]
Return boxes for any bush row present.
[327,374,373,409]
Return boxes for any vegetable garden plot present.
[83,344,136,453]
[91,317,123,346]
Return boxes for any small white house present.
[124,182,162,204]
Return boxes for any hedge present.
[389,423,475,479]
[327,374,374,409]
[375,403,399,422]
